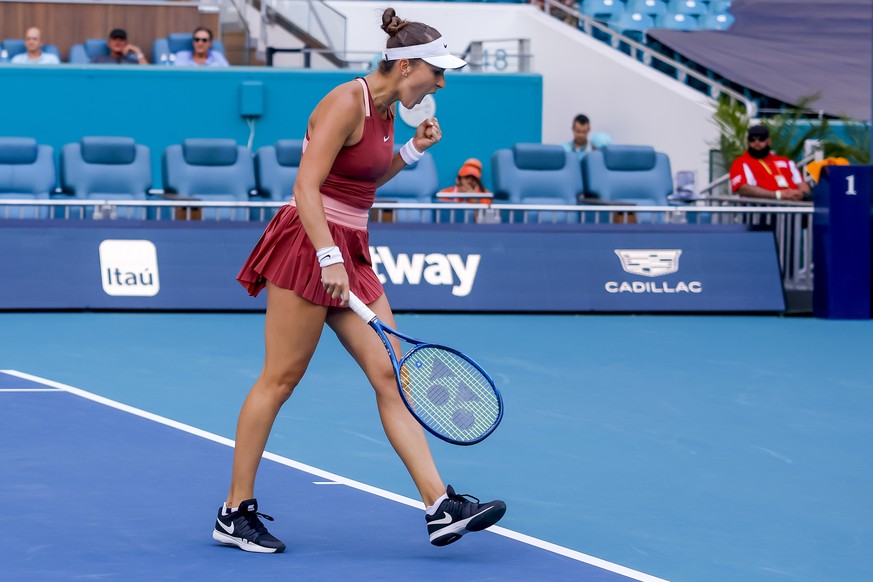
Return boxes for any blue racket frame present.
[348,292,504,446]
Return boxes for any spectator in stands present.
[729,125,810,201]
[173,27,229,67]
[562,114,591,161]
[11,27,60,64]
[439,158,491,203]
[92,29,147,65]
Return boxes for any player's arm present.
[294,84,361,249]
[294,83,364,302]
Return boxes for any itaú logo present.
[98,239,160,297]
[605,249,702,294]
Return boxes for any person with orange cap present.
[439,158,490,204]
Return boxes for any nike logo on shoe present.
[217,519,235,535]
[429,511,453,525]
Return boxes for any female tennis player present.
[212,8,506,553]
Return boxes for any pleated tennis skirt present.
[237,204,384,307]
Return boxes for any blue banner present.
[0,220,785,312]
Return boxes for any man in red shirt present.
[729,125,810,201]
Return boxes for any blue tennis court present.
[2,312,872,581]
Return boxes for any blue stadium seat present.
[0,39,26,61]
[375,148,439,223]
[59,137,152,219]
[0,137,55,219]
[667,0,708,16]
[655,13,700,30]
[69,38,109,63]
[579,0,625,20]
[162,138,256,221]
[625,0,666,16]
[699,12,735,30]
[491,143,582,223]
[255,140,303,201]
[608,12,656,42]
[708,0,733,13]
[253,139,302,221]
[582,145,673,209]
[153,33,226,65]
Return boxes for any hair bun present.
[381,7,407,35]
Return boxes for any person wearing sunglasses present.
[173,27,229,67]
[729,125,810,201]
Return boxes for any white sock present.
[222,502,239,516]
[426,492,449,516]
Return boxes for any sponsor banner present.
[0,221,785,312]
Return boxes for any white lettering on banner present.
[606,249,702,295]
[604,281,702,293]
[98,239,160,297]
[369,246,480,297]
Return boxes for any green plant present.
[824,121,871,165]
[709,94,748,173]
[710,94,872,173]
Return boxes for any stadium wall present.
[0,220,786,313]
[0,66,541,189]
[328,1,718,186]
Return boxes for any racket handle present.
[347,291,378,324]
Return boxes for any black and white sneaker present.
[212,498,286,553]
[426,485,506,547]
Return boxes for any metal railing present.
[263,0,347,55]
[0,198,813,291]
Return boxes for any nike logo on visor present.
[218,520,235,534]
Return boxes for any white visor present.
[382,36,467,70]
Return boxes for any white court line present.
[0,388,63,392]
[0,369,668,582]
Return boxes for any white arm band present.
[399,139,423,165]
[316,245,344,268]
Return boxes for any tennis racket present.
[348,292,503,446]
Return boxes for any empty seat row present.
[581,0,731,19]
[582,0,734,33]
[0,137,673,223]
[490,143,672,223]
[0,137,253,220]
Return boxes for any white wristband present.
[399,139,423,165]
[316,245,344,268]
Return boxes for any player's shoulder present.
[324,78,366,103]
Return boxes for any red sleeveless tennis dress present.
[237,78,394,307]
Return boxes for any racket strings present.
[399,346,499,441]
